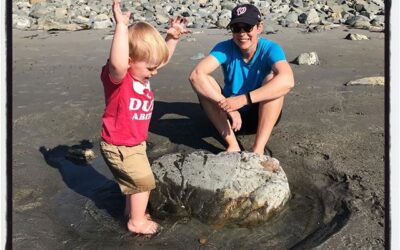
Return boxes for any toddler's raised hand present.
[167,16,191,39]
[112,0,131,26]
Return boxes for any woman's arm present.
[250,60,294,103]
[218,60,294,112]
[189,55,226,102]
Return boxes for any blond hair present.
[128,22,169,67]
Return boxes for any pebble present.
[345,76,384,86]
[199,238,207,244]
[190,53,205,60]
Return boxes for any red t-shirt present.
[100,62,154,146]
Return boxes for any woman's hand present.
[218,94,247,113]
[227,111,242,132]
[166,16,191,39]
[112,0,131,26]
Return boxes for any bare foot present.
[127,218,159,235]
[253,150,263,155]
[226,145,241,152]
[252,145,265,155]
[125,213,151,220]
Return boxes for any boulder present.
[150,151,291,226]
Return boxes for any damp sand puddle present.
[45,145,350,249]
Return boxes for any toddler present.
[100,0,189,235]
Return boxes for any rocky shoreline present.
[13,0,385,33]
[11,0,385,247]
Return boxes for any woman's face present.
[231,22,263,52]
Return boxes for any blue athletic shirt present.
[210,38,286,97]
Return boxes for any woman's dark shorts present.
[236,103,282,135]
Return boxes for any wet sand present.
[12,27,384,249]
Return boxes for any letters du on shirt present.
[129,80,154,121]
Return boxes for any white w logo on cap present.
[237,6,247,16]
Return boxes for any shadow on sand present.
[37,102,245,222]
[149,101,226,154]
[37,103,223,222]
[39,140,125,220]
[150,101,275,155]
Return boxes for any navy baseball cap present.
[228,4,262,27]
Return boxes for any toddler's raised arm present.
[160,17,190,69]
[108,0,131,82]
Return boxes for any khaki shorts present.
[100,140,156,194]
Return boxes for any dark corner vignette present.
[6,0,13,248]
[384,0,391,249]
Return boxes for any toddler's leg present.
[124,193,151,219]
[127,191,159,235]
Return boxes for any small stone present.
[293,52,320,65]
[63,23,84,31]
[346,15,371,29]
[93,14,110,21]
[54,8,68,19]
[74,15,90,26]
[306,9,320,24]
[185,37,196,42]
[92,20,112,29]
[264,25,278,34]
[40,19,63,31]
[369,26,384,32]
[345,76,384,86]
[156,14,169,24]
[199,238,207,244]
[13,15,32,30]
[190,53,205,60]
[345,33,369,40]
[66,148,96,162]
[102,35,114,40]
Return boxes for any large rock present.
[150,151,291,226]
